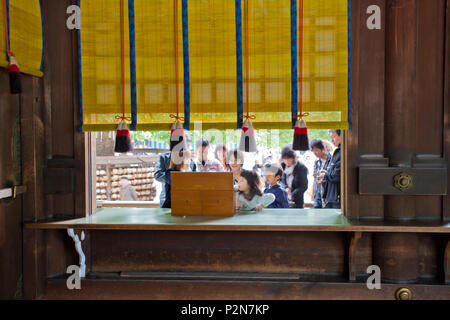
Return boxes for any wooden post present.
[373,233,419,284]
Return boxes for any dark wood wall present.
[0,0,84,299]
[345,0,449,221]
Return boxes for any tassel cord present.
[3,0,14,57]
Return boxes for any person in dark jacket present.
[318,130,341,209]
[280,146,308,208]
[161,150,192,208]
[310,139,331,208]
[155,134,196,207]
[263,163,289,208]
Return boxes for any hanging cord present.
[170,0,184,122]
[115,0,131,122]
[294,0,308,120]
[240,0,255,121]
[3,0,13,57]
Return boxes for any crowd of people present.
[120,130,342,212]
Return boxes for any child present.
[161,150,192,208]
[263,163,289,208]
[235,169,275,211]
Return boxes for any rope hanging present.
[292,0,310,151]
[170,0,184,122]
[114,0,130,122]
[238,0,257,153]
[114,0,133,153]
[240,0,255,121]
[169,0,187,152]
[294,0,308,120]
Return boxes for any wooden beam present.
[348,232,362,281]
[444,0,450,221]
[44,278,450,300]
[445,240,450,285]
[345,0,386,219]
[21,75,47,299]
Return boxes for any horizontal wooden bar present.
[359,167,447,195]
[97,201,160,208]
[23,208,450,233]
[44,278,450,300]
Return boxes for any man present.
[194,138,224,172]
[154,133,196,207]
[310,139,331,208]
[280,146,308,208]
[119,177,138,201]
[318,130,341,209]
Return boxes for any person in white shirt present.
[310,139,331,208]
[194,138,225,172]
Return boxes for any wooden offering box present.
[171,172,234,216]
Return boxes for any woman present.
[226,149,245,186]
[161,150,192,208]
[280,146,308,208]
[214,144,229,172]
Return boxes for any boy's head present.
[264,163,283,186]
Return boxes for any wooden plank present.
[90,230,346,274]
[23,208,450,233]
[444,0,450,221]
[43,278,450,300]
[413,0,446,220]
[21,75,47,299]
[96,155,159,165]
[0,70,23,298]
[445,240,450,284]
[417,234,438,280]
[373,233,420,283]
[348,232,362,281]
[345,0,385,219]
[98,201,160,208]
[384,0,418,220]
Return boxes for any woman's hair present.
[239,169,263,198]
[214,144,228,164]
[281,145,296,160]
[226,149,245,169]
[169,150,191,171]
[310,139,325,150]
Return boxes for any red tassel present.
[170,120,187,152]
[114,121,133,153]
[293,119,309,151]
[239,119,257,153]
[8,56,21,94]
